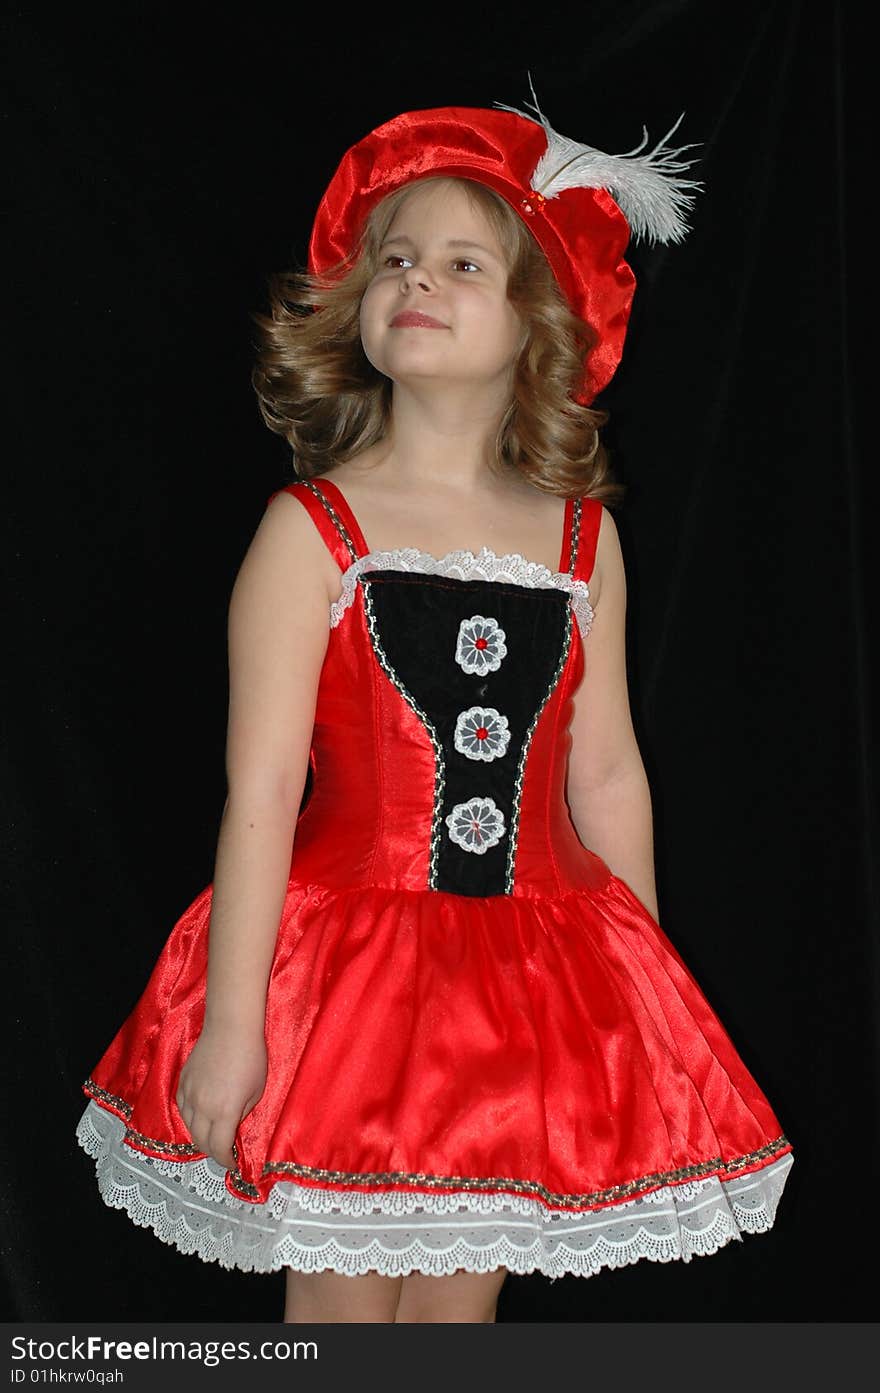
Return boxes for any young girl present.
[76,91,794,1324]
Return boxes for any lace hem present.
[76,1101,793,1280]
[329,549,595,638]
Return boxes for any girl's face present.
[359,181,523,396]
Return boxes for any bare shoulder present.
[586,504,625,613]
[253,487,346,607]
[220,490,336,743]
[222,491,342,801]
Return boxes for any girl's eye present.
[383,255,412,268]
[452,259,481,273]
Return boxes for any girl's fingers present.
[175,1083,242,1169]
[183,1113,236,1171]
[205,1119,237,1170]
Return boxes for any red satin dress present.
[76,476,793,1279]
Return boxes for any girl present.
[76,92,794,1324]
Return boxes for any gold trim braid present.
[82,1078,791,1211]
[259,1135,791,1209]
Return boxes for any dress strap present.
[266,477,369,571]
[566,496,603,585]
[558,497,576,573]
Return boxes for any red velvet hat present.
[308,84,700,404]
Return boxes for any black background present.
[3,1,876,1322]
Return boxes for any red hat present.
[308,85,700,404]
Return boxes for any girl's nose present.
[401,264,434,293]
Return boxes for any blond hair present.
[251,176,625,504]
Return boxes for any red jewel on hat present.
[476,727,488,740]
[520,189,546,216]
[474,637,489,650]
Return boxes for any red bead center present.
[474,637,489,650]
[476,727,488,740]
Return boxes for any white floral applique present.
[455,615,507,675]
[445,797,506,854]
[453,707,511,762]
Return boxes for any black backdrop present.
[4,1,876,1322]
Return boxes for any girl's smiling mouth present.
[390,310,448,328]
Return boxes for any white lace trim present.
[76,1101,793,1280]
[329,550,595,638]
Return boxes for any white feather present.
[494,76,702,245]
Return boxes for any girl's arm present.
[565,509,660,922]
[176,492,333,1167]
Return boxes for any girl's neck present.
[365,384,519,497]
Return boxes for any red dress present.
[76,476,793,1279]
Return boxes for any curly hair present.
[251,176,625,504]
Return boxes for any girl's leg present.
[394,1267,509,1323]
[284,1269,403,1323]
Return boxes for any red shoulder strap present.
[266,478,369,570]
[569,497,603,585]
[558,497,575,572]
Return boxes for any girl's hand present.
[175,1024,268,1171]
